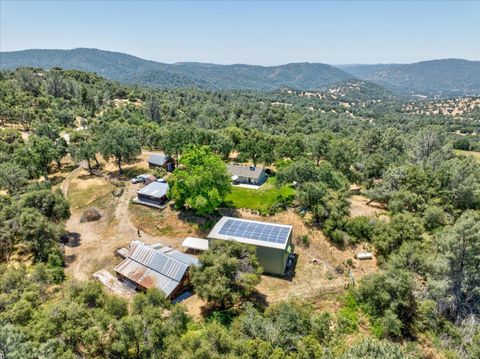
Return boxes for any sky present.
[1,0,479,65]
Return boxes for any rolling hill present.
[1,49,478,97]
[0,48,355,91]
[338,59,480,97]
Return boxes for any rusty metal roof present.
[114,259,178,296]
[114,241,192,297]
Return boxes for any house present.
[208,216,293,276]
[133,181,169,208]
[114,241,199,299]
[227,164,267,185]
[147,153,175,172]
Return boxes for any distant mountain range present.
[1,48,479,97]
[338,59,480,97]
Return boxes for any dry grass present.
[349,195,387,218]
[454,149,480,162]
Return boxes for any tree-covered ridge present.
[0,67,480,358]
[339,59,480,98]
[0,48,355,91]
[2,48,479,97]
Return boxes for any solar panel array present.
[218,219,290,244]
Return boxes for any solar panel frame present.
[217,218,291,247]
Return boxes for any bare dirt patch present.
[349,195,386,218]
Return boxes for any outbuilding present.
[227,164,267,186]
[133,181,169,208]
[147,153,175,172]
[208,216,293,276]
[114,241,198,299]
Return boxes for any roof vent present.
[249,166,256,171]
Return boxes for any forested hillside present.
[340,59,480,97]
[0,68,480,358]
[2,49,479,97]
[0,48,355,90]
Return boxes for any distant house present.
[147,153,175,172]
[227,164,267,185]
[133,181,169,208]
[114,241,199,299]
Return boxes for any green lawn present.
[225,177,296,212]
[453,149,480,162]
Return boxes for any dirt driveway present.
[62,156,177,280]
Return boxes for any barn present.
[208,217,293,276]
[114,241,198,299]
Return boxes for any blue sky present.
[1,0,479,65]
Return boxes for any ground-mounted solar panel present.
[216,218,291,247]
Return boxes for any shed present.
[182,237,210,251]
[134,181,169,208]
[114,241,197,298]
[227,164,267,185]
[147,153,175,172]
[208,216,293,276]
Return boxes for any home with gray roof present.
[114,241,198,299]
[147,153,175,172]
[227,163,267,186]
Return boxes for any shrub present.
[345,216,375,242]
[296,234,310,248]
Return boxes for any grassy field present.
[454,149,480,162]
[68,180,116,211]
[225,177,296,212]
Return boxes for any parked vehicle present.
[131,174,149,184]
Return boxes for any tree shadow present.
[48,175,66,186]
[249,290,269,311]
[64,232,82,248]
[64,253,77,265]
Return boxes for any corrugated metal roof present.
[114,241,199,297]
[137,181,169,198]
[127,241,188,282]
[114,259,178,297]
[164,249,200,267]
[148,154,169,166]
[227,164,265,180]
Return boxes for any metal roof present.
[162,248,200,267]
[208,217,292,250]
[227,164,265,180]
[126,241,188,282]
[148,154,169,166]
[137,181,169,198]
[114,259,179,297]
[114,241,193,296]
[182,237,209,251]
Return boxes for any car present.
[131,174,149,184]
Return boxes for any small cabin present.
[134,181,169,208]
[147,154,175,172]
